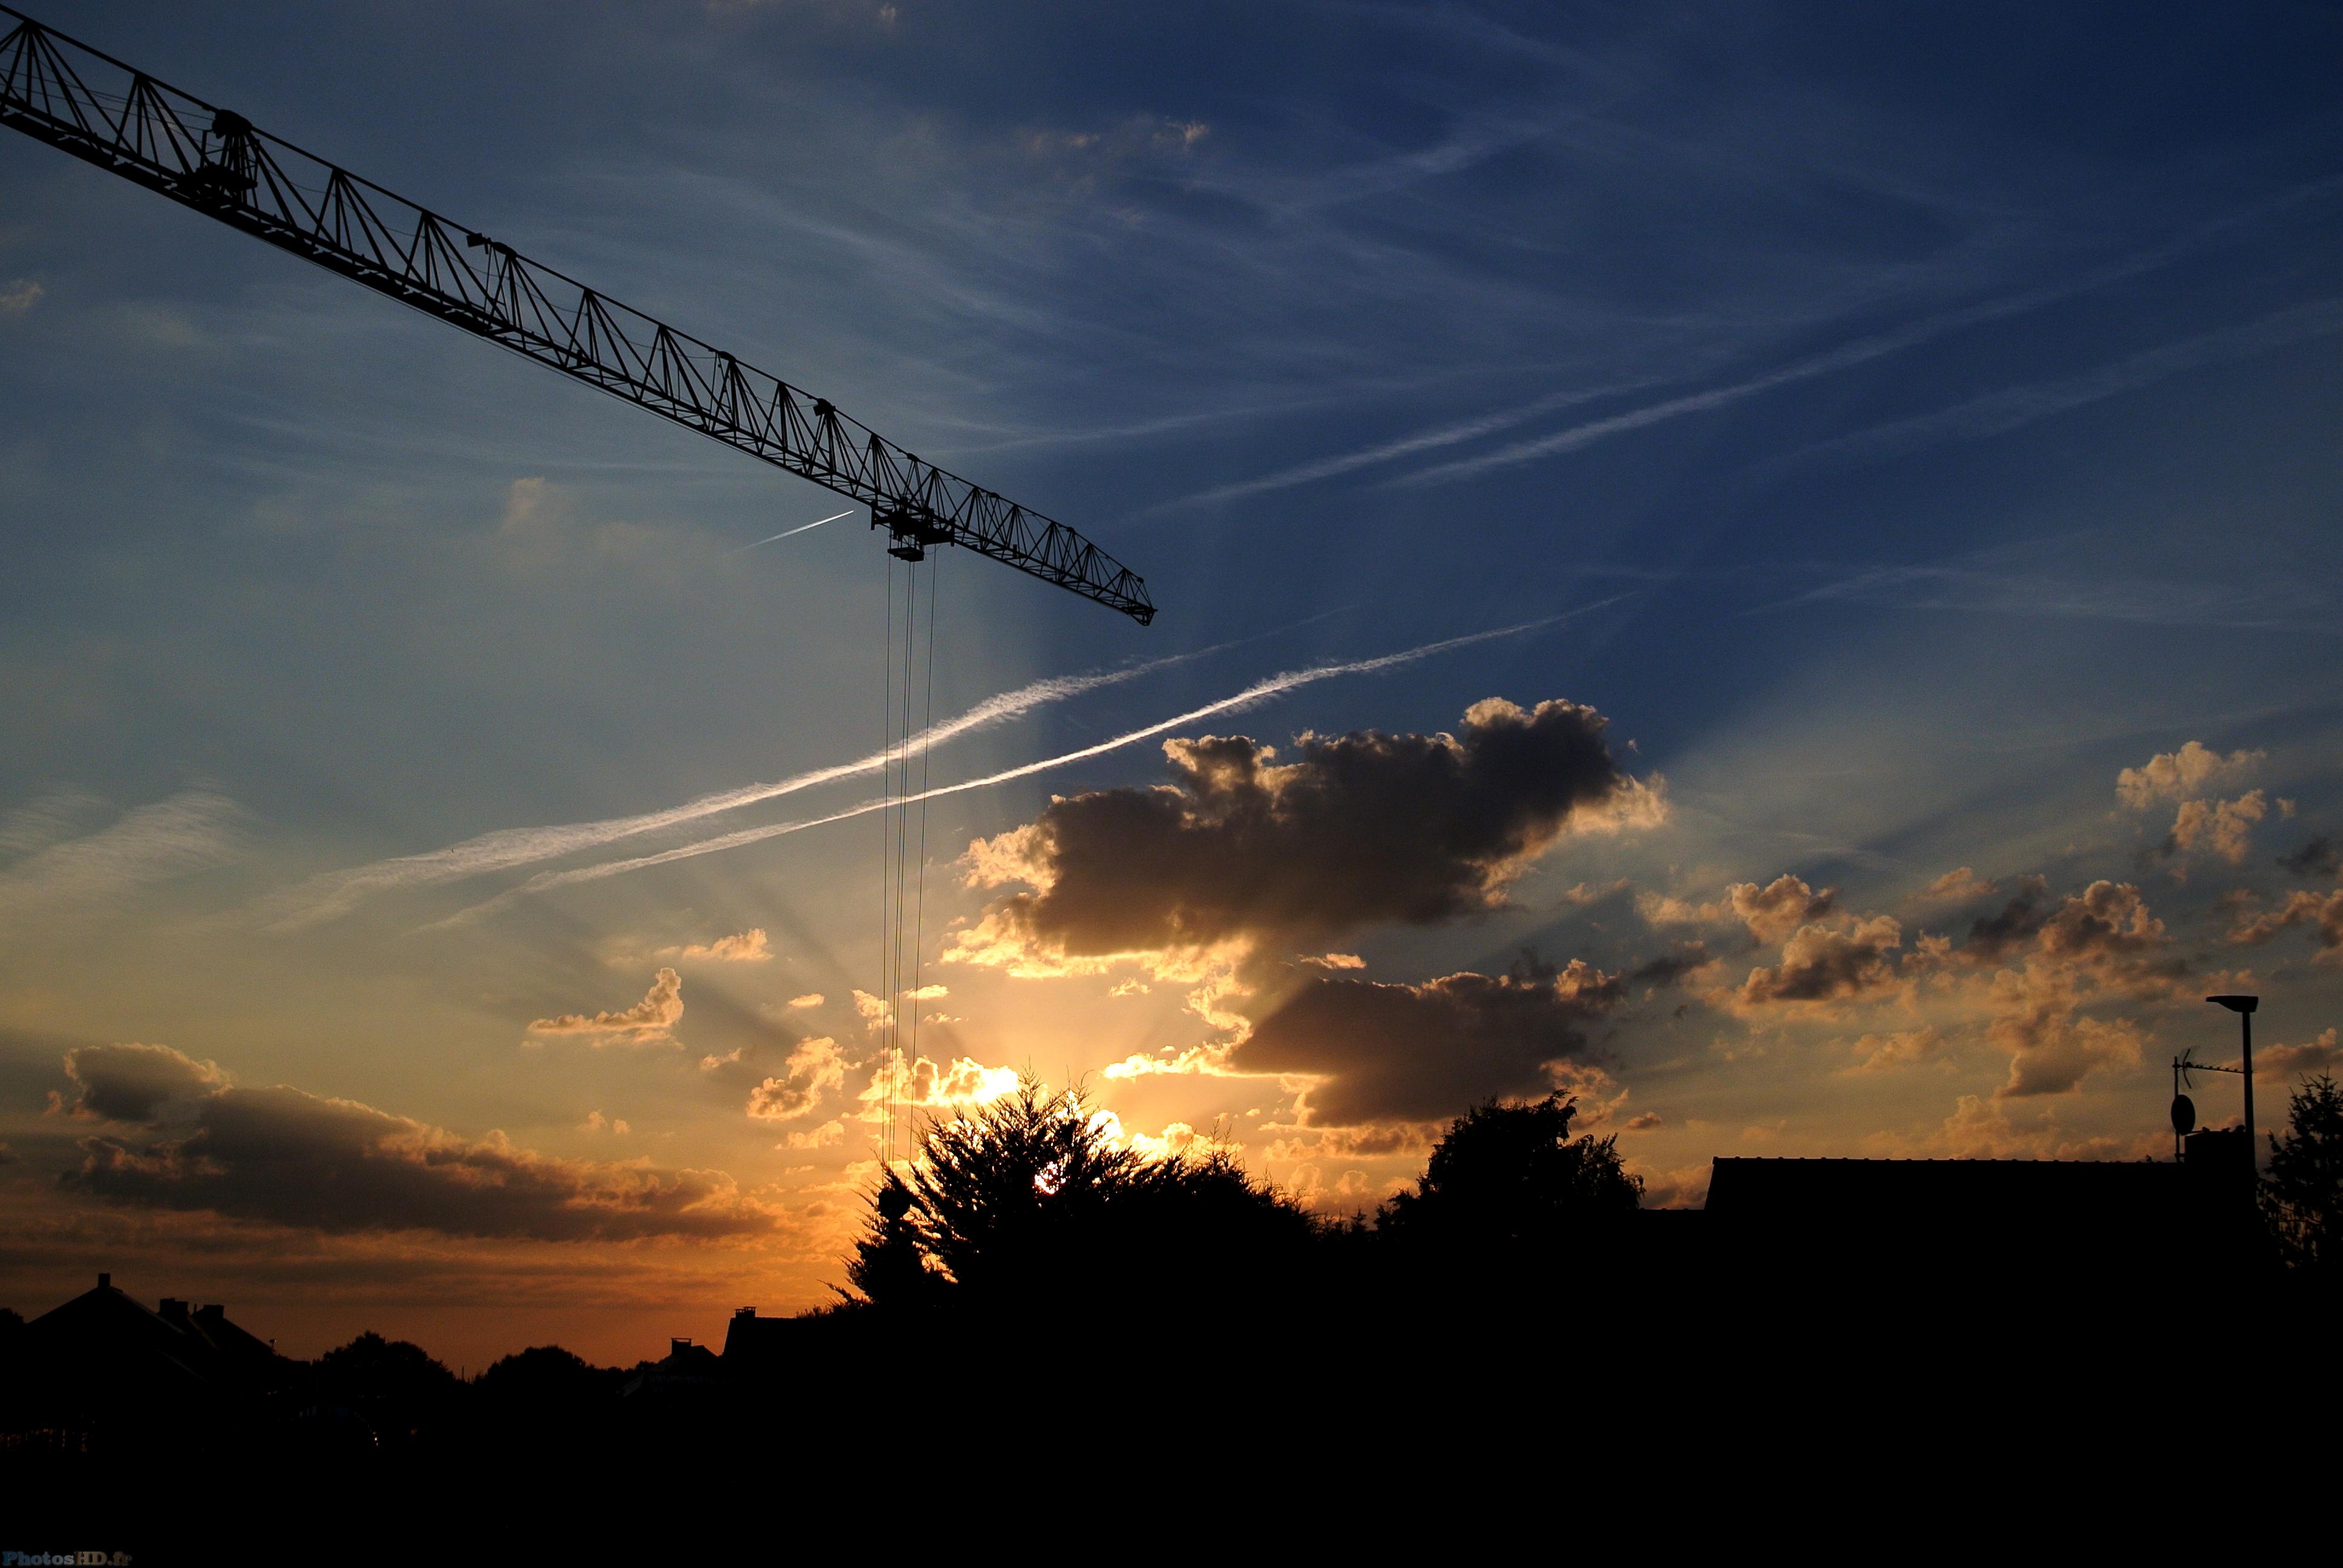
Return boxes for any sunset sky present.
[4,0,2341,1369]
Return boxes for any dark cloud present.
[2276,835,2341,878]
[954,697,1660,969]
[2030,880,2174,974]
[62,1042,229,1123]
[1961,874,2052,961]
[62,1045,771,1241]
[1955,877,2174,981]
[1737,916,1902,1005]
[1227,959,1624,1127]
[1625,942,1709,988]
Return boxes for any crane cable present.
[876,544,942,1180]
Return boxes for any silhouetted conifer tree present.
[2264,1073,2343,1278]
[846,1077,1316,1310]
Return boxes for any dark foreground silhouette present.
[5,1075,2338,1553]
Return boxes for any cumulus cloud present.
[1936,1094,2154,1160]
[788,993,825,1008]
[676,929,771,962]
[2161,791,2268,865]
[1728,877,1838,943]
[2117,741,2261,809]
[62,1044,771,1240]
[580,1110,631,1134]
[1960,874,2054,962]
[1921,867,1994,903]
[2252,1028,2340,1080]
[2029,881,2171,972]
[1623,1111,1665,1131]
[1737,916,1902,1006]
[744,1037,846,1122]
[1227,959,1625,1128]
[1127,1121,1243,1161]
[1928,879,2177,1099]
[951,697,1662,977]
[1846,1027,1947,1073]
[1636,1163,1711,1209]
[854,1053,1020,1119]
[781,1119,845,1150]
[1961,878,2171,980]
[1640,874,1833,942]
[2228,888,2343,958]
[1263,1122,1441,1161]
[1985,969,2149,1098]
[62,1042,231,1123]
[526,969,684,1044]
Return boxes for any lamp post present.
[2206,995,2257,1171]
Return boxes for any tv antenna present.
[2169,1047,2243,1158]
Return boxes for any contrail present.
[1389,176,2343,489]
[430,601,1629,926]
[267,644,1230,929]
[727,510,854,552]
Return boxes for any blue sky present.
[4,0,2341,1362]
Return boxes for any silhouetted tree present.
[2263,1073,2343,1278]
[1380,1094,1642,1250]
[847,1077,1316,1310]
[475,1345,620,1416]
[312,1330,461,1442]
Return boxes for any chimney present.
[159,1298,191,1325]
[197,1304,225,1323]
[670,1337,692,1358]
[734,1305,756,1320]
[97,1272,111,1289]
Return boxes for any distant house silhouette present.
[719,1305,804,1382]
[1700,1131,2259,1289]
[620,1336,721,1402]
[13,1273,290,1431]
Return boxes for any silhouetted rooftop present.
[1706,1155,2180,1220]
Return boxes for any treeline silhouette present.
[7,1074,2340,1548]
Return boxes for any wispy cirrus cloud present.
[266,645,1227,928]
[1757,561,2338,632]
[0,791,243,929]
[430,607,1625,925]
[1172,178,2343,499]
[1785,296,2343,471]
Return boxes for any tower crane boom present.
[0,7,1155,623]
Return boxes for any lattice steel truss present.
[0,7,1155,623]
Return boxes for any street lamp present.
[2206,994,2258,1170]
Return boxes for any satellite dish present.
[2171,1093,2197,1137]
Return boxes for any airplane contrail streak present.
[727,510,855,552]
[429,601,1629,927]
[266,644,1231,929]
